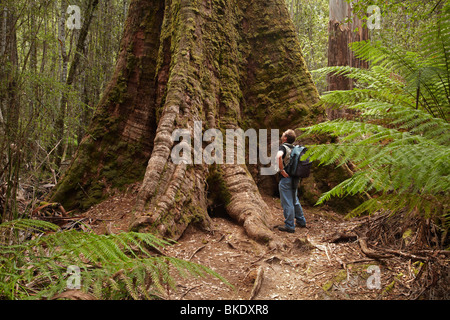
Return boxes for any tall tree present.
[327,0,368,119]
[0,4,18,141]
[55,0,99,166]
[0,3,20,221]
[50,0,327,248]
[286,0,329,93]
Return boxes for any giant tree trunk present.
[51,0,322,248]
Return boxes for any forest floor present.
[79,185,442,301]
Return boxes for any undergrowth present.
[0,219,231,300]
[303,4,449,239]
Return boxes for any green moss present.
[126,53,138,72]
[186,202,207,224]
[108,75,128,105]
[51,131,147,212]
[206,165,232,207]
[382,280,396,296]
[322,269,347,291]
[81,181,106,210]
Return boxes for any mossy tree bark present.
[51,0,323,248]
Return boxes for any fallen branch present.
[346,258,378,265]
[327,232,357,243]
[412,250,450,257]
[189,245,206,261]
[249,266,264,300]
[377,247,429,262]
[32,202,67,217]
[180,285,202,300]
[358,236,393,260]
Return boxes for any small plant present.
[0,219,231,300]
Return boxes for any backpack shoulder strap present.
[282,143,294,167]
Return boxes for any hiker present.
[276,129,307,233]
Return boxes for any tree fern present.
[303,4,450,226]
[0,219,231,300]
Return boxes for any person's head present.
[282,129,296,144]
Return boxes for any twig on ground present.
[189,245,206,261]
[180,285,202,300]
[249,266,264,300]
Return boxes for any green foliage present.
[0,219,231,300]
[352,0,444,40]
[302,4,449,223]
[285,0,329,93]
[0,0,128,217]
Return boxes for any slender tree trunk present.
[3,6,18,143]
[30,2,38,119]
[51,0,324,248]
[55,0,99,166]
[0,6,7,132]
[327,0,369,119]
[1,4,20,222]
[55,0,68,166]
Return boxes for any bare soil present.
[79,186,442,300]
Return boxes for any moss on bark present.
[50,0,356,246]
[50,0,164,210]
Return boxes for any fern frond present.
[0,219,60,244]
[313,65,404,92]
[0,220,232,300]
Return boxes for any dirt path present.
[83,190,391,300]
[161,195,382,300]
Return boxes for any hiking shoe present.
[296,221,307,228]
[277,226,295,233]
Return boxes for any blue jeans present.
[279,177,306,230]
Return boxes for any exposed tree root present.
[221,164,284,249]
[51,0,322,248]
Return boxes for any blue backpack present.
[284,144,312,179]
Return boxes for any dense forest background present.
[0,0,448,301]
[0,0,445,221]
[1,0,127,219]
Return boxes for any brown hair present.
[283,129,296,144]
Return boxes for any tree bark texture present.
[55,0,100,166]
[0,6,19,142]
[327,0,368,119]
[51,0,323,248]
[0,5,20,222]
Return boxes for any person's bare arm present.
[277,150,289,178]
